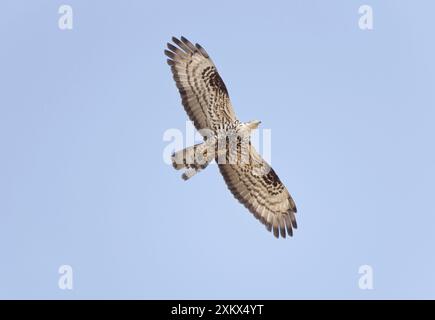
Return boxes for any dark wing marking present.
[218,146,297,238]
[165,36,237,133]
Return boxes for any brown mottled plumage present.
[165,36,297,238]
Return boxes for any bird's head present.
[246,120,261,131]
[236,120,262,137]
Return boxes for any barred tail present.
[171,143,213,180]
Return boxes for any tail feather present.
[171,143,213,180]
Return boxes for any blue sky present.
[0,0,434,299]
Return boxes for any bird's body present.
[165,36,297,238]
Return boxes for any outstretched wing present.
[165,36,237,133]
[218,147,297,238]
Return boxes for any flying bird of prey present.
[165,36,297,238]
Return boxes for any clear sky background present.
[0,0,434,299]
